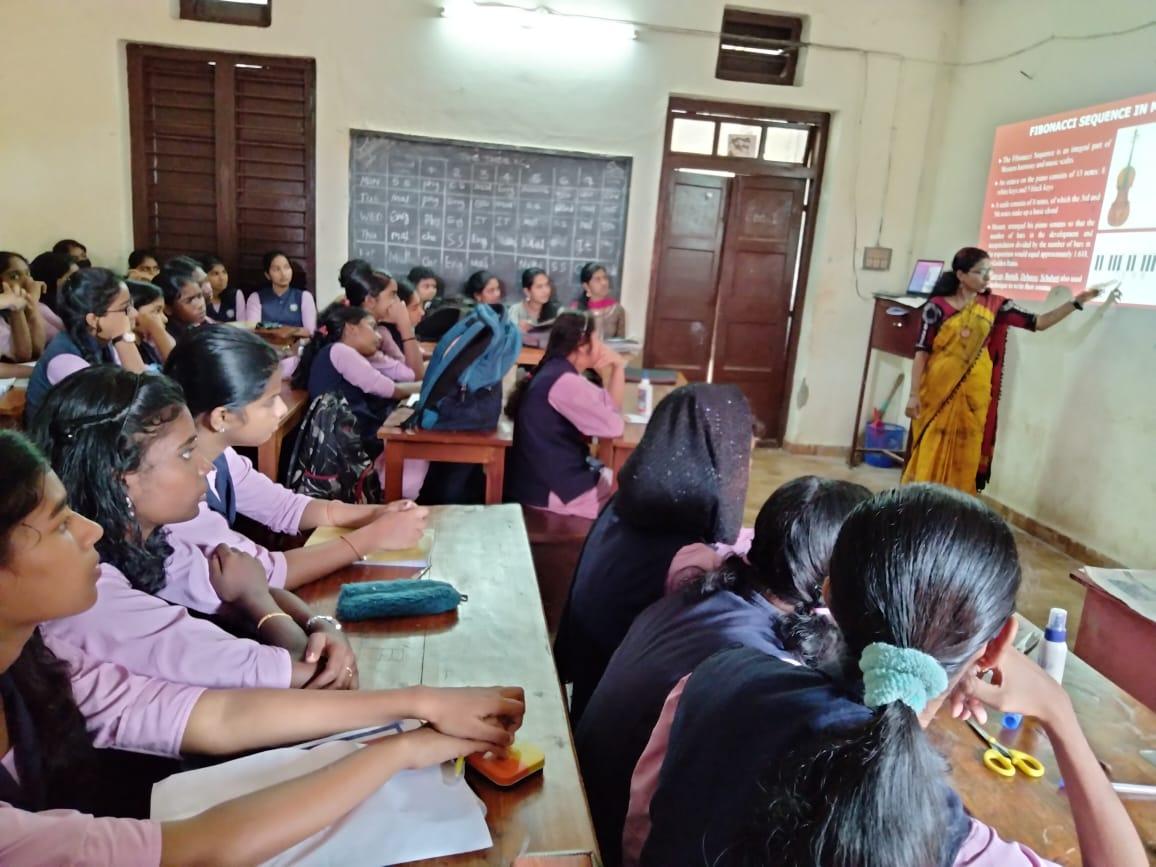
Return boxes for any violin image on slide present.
[1107,129,1138,228]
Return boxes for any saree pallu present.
[903,294,1004,495]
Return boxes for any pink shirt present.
[38,302,63,341]
[330,342,414,397]
[664,527,755,594]
[537,372,625,520]
[377,324,406,363]
[623,678,1060,867]
[245,290,317,332]
[0,316,11,360]
[164,447,311,571]
[41,563,291,689]
[0,640,201,865]
[45,348,122,388]
[159,523,288,616]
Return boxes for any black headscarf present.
[616,383,751,543]
[555,384,752,721]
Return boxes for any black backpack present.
[285,392,383,503]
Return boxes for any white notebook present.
[151,739,491,865]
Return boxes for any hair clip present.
[317,325,329,337]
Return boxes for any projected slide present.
[979,92,1156,306]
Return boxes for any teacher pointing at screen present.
[902,246,1115,495]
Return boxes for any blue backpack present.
[405,302,522,431]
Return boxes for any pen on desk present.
[454,756,465,777]
[1112,782,1156,799]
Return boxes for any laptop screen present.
[906,259,944,296]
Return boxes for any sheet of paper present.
[1080,567,1156,622]
[306,525,434,568]
[151,740,492,866]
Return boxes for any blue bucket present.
[864,422,906,468]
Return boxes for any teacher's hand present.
[904,395,921,420]
[1077,281,1119,306]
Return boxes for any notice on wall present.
[978,92,1156,307]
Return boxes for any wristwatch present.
[110,332,137,345]
[305,614,342,632]
[1071,300,1084,311]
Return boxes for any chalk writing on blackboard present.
[349,131,631,300]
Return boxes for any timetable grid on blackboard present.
[348,131,631,301]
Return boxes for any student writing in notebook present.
[505,310,625,520]
[246,250,317,330]
[0,428,525,865]
[32,367,357,690]
[640,486,1146,867]
[164,325,428,595]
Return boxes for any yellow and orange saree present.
[902,292,1035,494]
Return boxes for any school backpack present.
[285,392,383,504]
[405,301,522,431]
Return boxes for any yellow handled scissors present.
[966,719,1045,779]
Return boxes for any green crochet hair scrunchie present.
[859,642,949,713]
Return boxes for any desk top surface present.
[297,504,597,865]
[379,407,514,446]
[931,616,1156,864]
[0,384,26,417]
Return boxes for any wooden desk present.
[595,377,687,485]
[930,616,1156,864]
[255,382,310,481]
[297,505,599,865]
[1069,568,1156,711]
[0,386,26,430]
[419,342,544,368]
[379,409,513,504]
[848,295,920,467]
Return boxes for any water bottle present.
[1036,607,1068,684]
[637,376,653,420]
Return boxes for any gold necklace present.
[957,291,978,340]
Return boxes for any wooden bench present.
[521,507,593,639]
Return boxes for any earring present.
[125,494,135,518]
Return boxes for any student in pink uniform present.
[0,428,526,865]
[292,304,425,497]
[636,486,1147,867]
[504,310,626,519]
[0,252,50,362]
[339,259,424,377]
[31,367,357,690]
[164,325,430,594]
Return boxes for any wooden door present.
[711,175,805,439]
[644,172,729,382]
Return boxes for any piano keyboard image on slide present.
[1087,230,1156,306]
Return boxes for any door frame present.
[645,96,830,443]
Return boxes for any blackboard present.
[348,131,631,301]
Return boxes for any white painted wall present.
[3,0,957,435]
[918,0,1156,565]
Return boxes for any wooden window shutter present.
[128,44,315,294]
[232,60,315,292]
[716,9,803,86]
[127,49,220,262]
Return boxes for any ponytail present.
[504,309,594,420]
[735,484,1021,867]
[692,476,871,668]
[290,302,371,391]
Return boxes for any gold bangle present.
[339,534,363,561]
[256,611,292,632]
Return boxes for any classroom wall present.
[2,0,958,446]
[918,0,1156,566]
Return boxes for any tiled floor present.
[748,450,1086,642]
